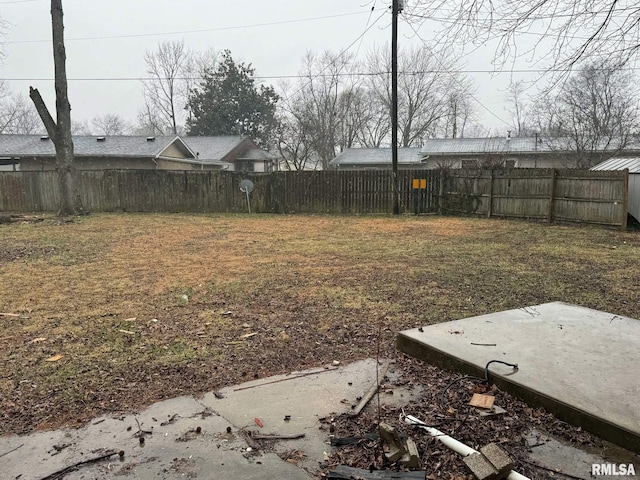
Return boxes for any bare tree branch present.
[29,87,57,141]
[405,0,640,78]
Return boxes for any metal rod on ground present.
[350,360,390,416]
[233,367,338,391]
[405,415,531,480]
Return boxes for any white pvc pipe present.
[405,415,531,480]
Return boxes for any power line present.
[355,1,378,58]
[5,9,387,44]
[7,65,639,83]
[404,20,511,131]
[280,8,388,105]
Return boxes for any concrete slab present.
[201,358,386,472]
[526,429,639,480]
[396,302,640,453]
[0,395,311,480]
[0,359,386,480]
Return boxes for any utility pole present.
[391,0,401,215]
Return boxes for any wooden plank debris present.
[469,393,495,410]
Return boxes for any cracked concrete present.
[2,356,638,480]
[0,359,384,479]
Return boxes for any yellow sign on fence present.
[412,179,427,190]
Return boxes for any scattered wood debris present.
[252,433,305,440]
[38,449,119,480]
[0,214,43,224]
[160,413,180,426]
[328,465,426,479]
[322,354,602,480]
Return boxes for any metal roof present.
[0,134,194,158]
[420,137,640,155]
[421,137,551,155]
[591,157,640,173]
[330,147,424,165]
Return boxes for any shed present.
[592,157,640,222]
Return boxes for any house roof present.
[421,137,550,155]
[330,147,424,166]
[183,136,251,162]
[592,157,640,173]
[420,137,640,156]
[0,134,198,159]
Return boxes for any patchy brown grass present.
[1,213,638,435]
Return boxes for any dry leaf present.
[46,354,64,362]
[118,329,136,335]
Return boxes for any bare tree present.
[71,119,92,135]
[275,113,317,171]
[91,113,129,135]
[143,40,190,134]
[534,63,640,167]
[141,42,218,135]
[285,50,361,169]
[505,81,530,137]
[182,47,219,125]
[29,0,84,216]
[353,88,391,147]
[365,44,469,146]
[439,80,477,138]
[0,91,44,134]
[406,0,640,75]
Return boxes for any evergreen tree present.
[186,50,278,148]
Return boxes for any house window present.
[461,159,478,169]
[236,160,254,172]
[504,160,516,169]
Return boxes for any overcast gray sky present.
[0,0,532,135]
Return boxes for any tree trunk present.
[30,0,84,216]
[51,0,83,215]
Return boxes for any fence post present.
[438,169,445,214]
[547,169,557,224]
[621,169,629,230]
[487,169,494,218]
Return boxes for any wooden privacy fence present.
[0,168,628,227]
[442,168,629,228]
[0,169,440,215]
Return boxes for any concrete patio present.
[397,302,640,453]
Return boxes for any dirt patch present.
[0,241,63,263]
[0,213,638,436]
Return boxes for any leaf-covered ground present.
[1,213,638,437]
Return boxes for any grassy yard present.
[1,213,638,435]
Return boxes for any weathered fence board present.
[0,168,628,227]
[442,168,628,228]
